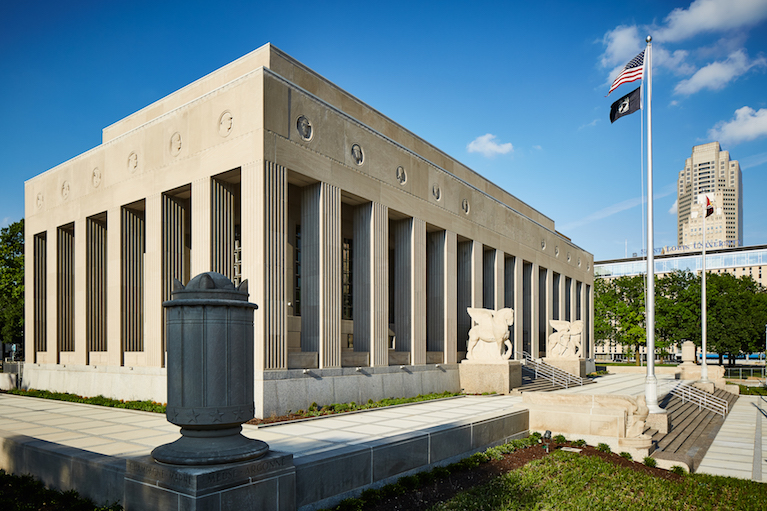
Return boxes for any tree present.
[706,272,767,365]
[656,270,700,349]
[594,278,618,348]
[0,219,24,345]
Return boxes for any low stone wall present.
[295,409,528,510]
[0,373,17,391]
[600,365,679,376]
[22,364,167,402]
[522,393,654,460]
[259,364,460,418]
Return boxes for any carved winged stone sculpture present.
[547,320,583,359]
[466,308,514,361]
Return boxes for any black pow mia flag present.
[610,87,641,123]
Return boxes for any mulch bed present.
[362,442,683,511]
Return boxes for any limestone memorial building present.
[24,44,594,417]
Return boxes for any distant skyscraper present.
[677,142,742,248]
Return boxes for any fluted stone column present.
[191,178,211,276]
[457,240,482,354]
[494,249,504,314]
[302,182,341,369]
[557,273,565,321]
[106,207,122,366]
[392,218,426,365]
[73,218,86,365]
[545,268,553,355]
[144,193,163,367]
[531,262,539,358]
[426,230,457,364]
[509,256,522,359]
[353,202,389,366]
[585,286,596,358]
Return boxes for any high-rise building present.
[677,142,742,248]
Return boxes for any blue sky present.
[1,0,766,261]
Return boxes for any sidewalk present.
[0,373,764,490]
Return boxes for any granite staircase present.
[651,386,738,471]
[514,362,595,394]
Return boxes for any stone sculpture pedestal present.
[124,451,295,511]
[543,358,586,378]
[459,360,521,394]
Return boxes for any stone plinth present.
[459,360,521,394]
[124,451,295,511]
[542,358,586,378]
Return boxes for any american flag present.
[607,50,645,96]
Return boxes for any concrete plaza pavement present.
[0,372,764,487]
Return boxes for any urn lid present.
[169,272,250,302]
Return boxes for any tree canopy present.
[596,269,767,364]
[0,219,24,345]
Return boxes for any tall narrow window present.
[295,225,301,316]
[57,224,75,353]
[342,238,353,320]
[33,232,47,356]
[122,203,145,353]
[162,187,191,357]
[86,214,108,353]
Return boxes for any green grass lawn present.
[428,450,766,511]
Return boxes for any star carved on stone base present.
[188,409,200,423]
[233,408,244,421]
[170,409,179,422]
[209,409,225,423]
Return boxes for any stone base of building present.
[542,358,586,378]
[22,363,167,402]
[458,360,522,395]
[123,451,295,511]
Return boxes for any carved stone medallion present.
[61,181,70,200]
[396,166,406,185]
[432,184,441,201]
[461,198,470,214]
[36,193,44,209]
[567,252,571,262]
[218,111,233,137]
[351,144,364,165]
[555,246,559,256]
[296,115,312,141]
[92,168,101,188]
[578,257,582,267]
[170,132,182,156]
[541,240,546,250]
[128,152,138,173]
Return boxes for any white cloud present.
[559,184,676,231]
[578,119,600,130]
[466,134,513,157]
[1,217,10,227]
[600,25,643,69]
[532,145,542,150]
[655,0,767,43]
[674,50,766,94]
[668,200,678,215]
[670,100,680,107]
[741,151,767,169]
[708,106,767,144]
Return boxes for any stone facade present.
[24,44,594,417]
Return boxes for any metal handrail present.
[661,380,728,417]
[521,351,584,389]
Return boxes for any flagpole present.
[700,199,710,382]
[644,35,662,413]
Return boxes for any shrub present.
[572,439,587,447]
[619,452,632,460]
[530,431,543,442]
[670,465,687,475]
[553,434,567,444]
[643,456,657,467]
[596,443,611,453]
